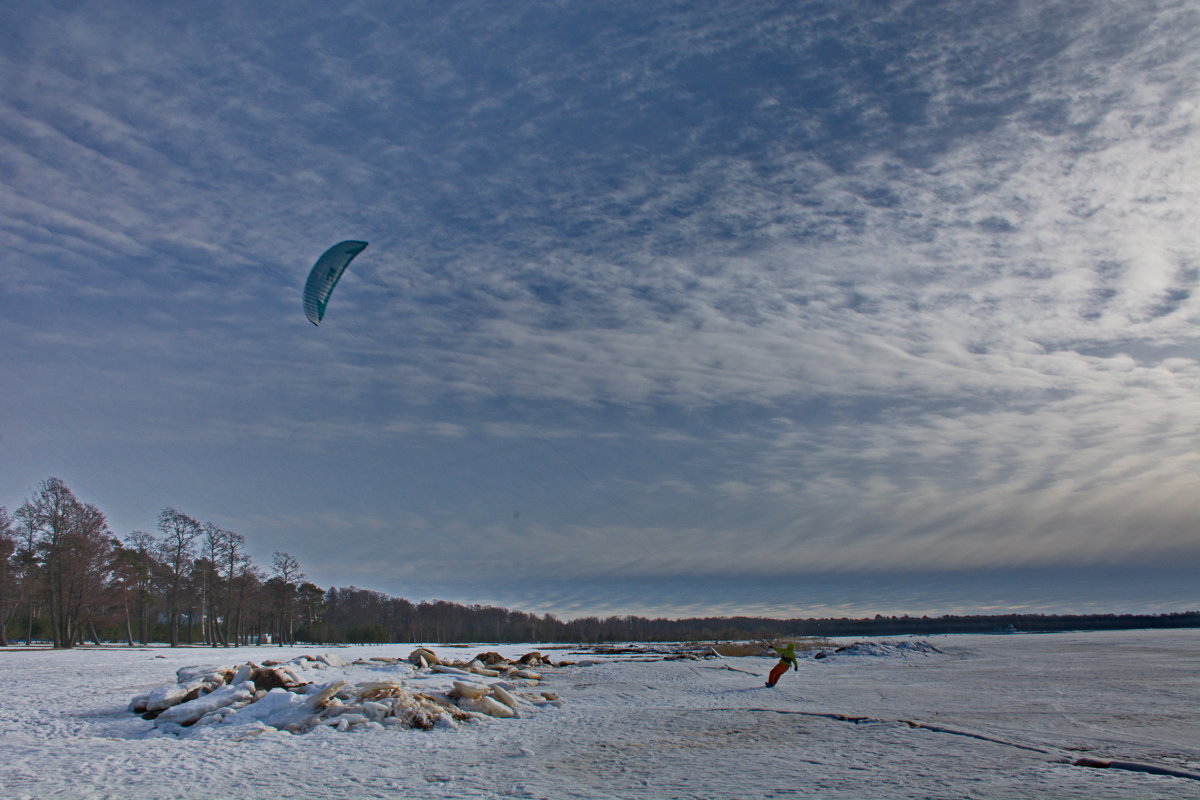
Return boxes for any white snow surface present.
[0,629,1197,799]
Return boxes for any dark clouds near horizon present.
[2,0,1197,619]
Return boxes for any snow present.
[0,629,1197,799]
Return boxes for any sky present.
[2,0,1198,621]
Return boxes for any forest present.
[3,477,1196,648]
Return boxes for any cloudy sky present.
[2,0,1197,620]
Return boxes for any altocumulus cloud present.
[0,0,1197,618]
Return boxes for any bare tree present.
[270,552,304,645]
[122,531,158,644]
[227,550,262,645]
[15,478,112,648]
[238,560,268,644]
[156,508,201,647]
[15,480,70,645]
[219,529,246,646]
[13,508,41,645]
[62,503,114,647]
[0,507,13,646]
[296,581,326,641]
[108,539,140,646]
[200,523,245,646]
[270,551,303,584]
[200,523,221,646]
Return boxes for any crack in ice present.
[729,708,1200,782]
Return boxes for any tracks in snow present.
[730,707,1200,783]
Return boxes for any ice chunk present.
[317,652,348,668]
[156,682,256,726]
[456,695,515,718]
[467,660,500,677]
[219,688,319,732]
[358,701,390,722]
[333,713,369,731]
[430,664,472,676]
[354,681,406,701]
[176,665,231,683]
[489,684,519,710]
[231,663,255,685]
[517,652,548,666]
[408,648,440,667]
[309,680,347,708]
[450,681,488,700]
[145,679,208,712]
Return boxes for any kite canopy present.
[303,240,368,325]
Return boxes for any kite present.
[303,240,368,325]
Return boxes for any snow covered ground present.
[0,629,1196,799]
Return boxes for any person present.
[765,641,799,687]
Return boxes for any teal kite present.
[303,240,368,325]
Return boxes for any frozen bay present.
[0,629,1196,799]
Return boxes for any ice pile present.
[820,640,944,658]
[129,649,562,735]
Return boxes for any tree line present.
[1,477,318,648]
[2,477,1196,648]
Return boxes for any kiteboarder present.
[765,641,799,687]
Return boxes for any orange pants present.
[766,659,791,686]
